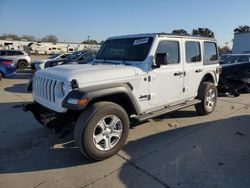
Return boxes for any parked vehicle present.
[218,54,250,96]
[0,50,31,69]
[44,50,97,68]
[24,33,220,161]
[0,58,16,81]
[220,54,250,65]
[26,50,98,91]
[219,54,231,64]
[31,53,72,71]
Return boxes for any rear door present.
[183,40,204,99]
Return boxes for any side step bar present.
[135,99,201,122]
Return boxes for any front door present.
[149,39,184,107]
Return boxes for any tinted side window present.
[78,52,95,62]
[204,42,218,63]
[0,51,8,56]
[156,40,179,64]
[6,51,17,56]
[17,51,24,55]
[239,55,250,62]
[185,41,201,63]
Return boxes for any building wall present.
[0,40,100,54]
[232,32,250,54]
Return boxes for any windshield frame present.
[95,37,154,62]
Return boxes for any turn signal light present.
[67,98,88,105]
[78,98,88,105]
[216,66,222,74]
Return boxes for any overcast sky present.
[0,0,250,46]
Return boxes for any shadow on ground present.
[4,83,28,93]
[1,99,250,187]
[119,115,250,188]
[0,102,92,174]
[9,71,33,80]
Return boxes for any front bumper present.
[23,102,60,127]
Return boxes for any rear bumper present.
[4,71,17,78]
[1,64,16,77]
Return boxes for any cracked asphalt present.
[0,71,250,188]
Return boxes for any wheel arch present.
[17,59,28,64]
[63,83,141,117]
[88,92,139,117]
[201,73,215,83]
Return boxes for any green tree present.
[172,29,189,35]
[0,33,19,40]
[192,28,215,38]
[82,39,98,44]
[20,34,37,41]
[234,25,250,33]
[218,46,231,54]
[41,35,58,42]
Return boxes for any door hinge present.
[148,76,151,82]
[183,87,186,92]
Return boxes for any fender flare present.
[62,83,141,114]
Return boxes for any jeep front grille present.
[33,76,57,102]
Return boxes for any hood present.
[36,63,143,86]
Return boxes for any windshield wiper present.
[92,58,107,65]
[120,58,130,66]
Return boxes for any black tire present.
[17,60,28,69]
[195,82,218,115]
[0,73,2,81]
[74,102,129,161]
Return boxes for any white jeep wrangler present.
[24,33,221,161]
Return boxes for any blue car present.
[0,58,17,81]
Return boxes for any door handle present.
[174,71,184,76]
[195,69,203,73]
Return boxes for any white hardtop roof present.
[108,33,217,41]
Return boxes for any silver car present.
[0,50,31,69]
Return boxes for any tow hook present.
[40,113,57,126]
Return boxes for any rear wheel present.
[17,60,28,69]
[195,82,217,115]
[74,102,129,161]
[0,73,2,81]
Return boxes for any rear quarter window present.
[204,42,218,64]
[185,41,201,63]
[6,51,17,56]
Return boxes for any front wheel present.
[74,102,129,161]
[195,82,218,115]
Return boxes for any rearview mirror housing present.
[153,53,168,68]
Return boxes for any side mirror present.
[153,53,168,68]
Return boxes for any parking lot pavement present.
[0,72,250,188]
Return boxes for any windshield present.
[47,54,60,59]
[96,37,153,61]
[66,51,85,60]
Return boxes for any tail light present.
[216,66,222,74]
[2,60,13,65]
